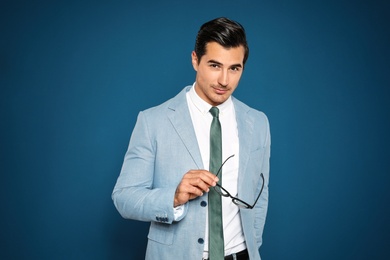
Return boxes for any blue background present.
[1,0,389,259]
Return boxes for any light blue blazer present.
[112,86,270,260]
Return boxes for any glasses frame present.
[213,154,265,209]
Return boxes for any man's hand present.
[174,170,218,207]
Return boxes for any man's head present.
[194,17,249,66]
[192,17,249,106]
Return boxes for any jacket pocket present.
[147,221,174,245]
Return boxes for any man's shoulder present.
[232,96,268,121]
[141,86,190,115]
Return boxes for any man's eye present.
[210,64,220,68]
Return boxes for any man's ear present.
[191,51,198,71]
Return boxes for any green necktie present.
[208,107,224,260]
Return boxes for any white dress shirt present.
[186,83,246,258]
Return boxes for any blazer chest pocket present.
[250,147,265,166]
[147,221,174,245]
[248,147,266,184]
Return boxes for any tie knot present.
[209,107,219,118]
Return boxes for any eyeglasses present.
[213,154,265,209]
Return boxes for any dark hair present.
[194,17,249,65]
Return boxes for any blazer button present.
[198,238,204,244]
[200,201,207,207]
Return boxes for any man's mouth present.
[212,86,229,95]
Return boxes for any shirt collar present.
[189,83,233,116]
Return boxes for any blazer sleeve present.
[112,111,184,224]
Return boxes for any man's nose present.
[218,70,229,87]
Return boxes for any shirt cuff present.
[173,204,185,221]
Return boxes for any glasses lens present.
[232,198,250,209]
[214,186,229,197]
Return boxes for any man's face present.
[191,42,245,106]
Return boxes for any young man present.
[112,17,270,260]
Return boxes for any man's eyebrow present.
[207,59,243,68]
[207,59,223,65]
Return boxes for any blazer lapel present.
[165,89,254,176]
[234,99,254,190]
[167,87,204,169]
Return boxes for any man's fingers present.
[174,170,219,207]
[185,170,219,188]
[177,182,204,196]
